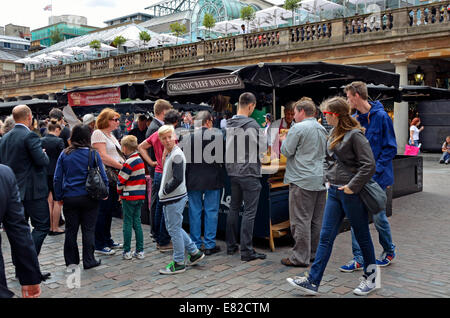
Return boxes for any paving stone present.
[332,286,352,295]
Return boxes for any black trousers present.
[23,198,50,255]
[95,184,120,250]
[63,196,99,268]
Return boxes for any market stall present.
[144,62,400,251]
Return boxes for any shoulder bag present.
[86,149,109,200]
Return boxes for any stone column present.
[393,59,409,154]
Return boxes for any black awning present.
[56,82,146,106]
[400,85,450,102]
[0,99,58,116]
[234,62,400,89]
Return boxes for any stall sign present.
[166,74,244,96]
[68,87,121,106]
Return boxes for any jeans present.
[63,196,99,268]
[440,152,450,162]
[23,198,50,255]
[152,172,171,246]
[308,186,376,286]
[409,140,419,147]
[163,196,198,263]
[95,183,121,250]
[351,209,395,264]
[226,177,262,257]
[188,189,221,250]
[122,200,144,253]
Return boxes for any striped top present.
[117,152,146,201]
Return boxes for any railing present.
[91,58,109,72]
[19,72,31,81]
[52,65,66,78]
[141,49,164,64]
[70,62,87,74]
[290,22,332,42]
[35,69,48,80]
[114,54,135,70]
[170,44,198,60]
[409,3,450,26]
[244,31,280,49]
[205,38,236,54]
[4,74,16,84]
[1,2,449,88]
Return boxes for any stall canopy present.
[56,83,146,106]
[0,99,58,116]
[145,62,400,116]
[400,86,450,102]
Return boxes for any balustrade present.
[142,49,164,64]
[291,22,332,42]
[114,54,135,69]
[408,1,450,26]
[4,74,16,83]
[19,72,31,81]
[244,31,280,49]
[205,38,236,54]
[91,59,109,72]
[52,65,66,77]
[35,69,48,80]
[70,62,87,74]
[170,44,197,60]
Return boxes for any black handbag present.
[359,179,387,215]
[86,149,109,200]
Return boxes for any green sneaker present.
[159,261,186,275]
[187,250,205,266]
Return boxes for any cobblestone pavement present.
[2,154,449,298]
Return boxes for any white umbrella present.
[35,54,59,63]
[256,6,293,21]
[156,34,187,45]
[64,46,92,54]
[98,43,117,51]
[48,50,73,58]
[212,21,242,35]
[15,57,40,64]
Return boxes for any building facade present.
[104,13,155,26]
[32,22,98,47]
[0,35,30,58]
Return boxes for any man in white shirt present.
[239,24,247,34]
[269,101,295,159]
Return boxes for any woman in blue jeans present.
[287,97,379,296]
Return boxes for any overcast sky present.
[1,0,160,31]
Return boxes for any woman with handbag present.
[409,117,424,147]
[54,124,108,270]
[287,97,378,296]
[92,108,125,255]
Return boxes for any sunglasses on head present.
[323,111,339,117]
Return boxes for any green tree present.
[284,0,301,26]
[202,13,216,39]
[240,6,256,33]
[89,40,101,51]
[169,22,187,45]
[139,31,151,48]
[50,28,64,45]
[112,35,127,53]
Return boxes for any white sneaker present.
[95,247,116,255]
[133,251,145,259]
[353,275,378,296]
[122,251,132,260]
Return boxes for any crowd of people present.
[0,80,419,298]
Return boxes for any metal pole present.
[272,88,276,119]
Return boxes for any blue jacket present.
[53,148,108,201]
[354,101,397,189]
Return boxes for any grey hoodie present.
[225,115,266,178]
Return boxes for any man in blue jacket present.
[340,81,397,272]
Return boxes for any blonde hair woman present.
[91,108,125,255]
[287,97,378,296]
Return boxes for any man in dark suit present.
[0,105,50,258]
[0,164,42,298]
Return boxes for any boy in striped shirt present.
[118,135,146,260]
